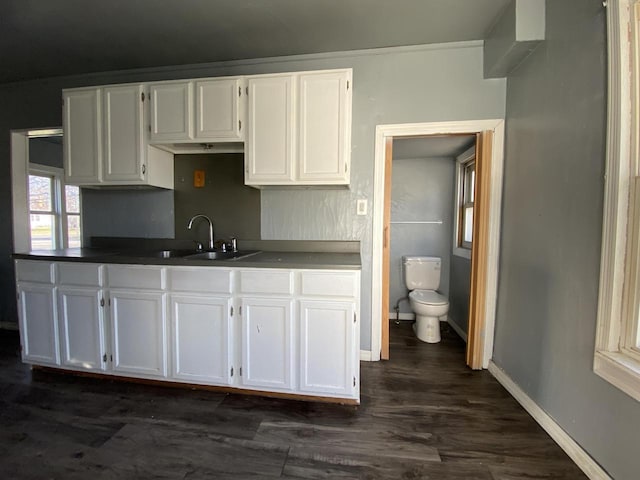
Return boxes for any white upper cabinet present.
[246,74,296,184]
[63,84,173,189]
[148,77,244,145]
[103,84,145,182]
[63,88,102,185]
[149,81,193,142]
[195,78,244,140]
[245,69,352,187]
[298,71,351,183]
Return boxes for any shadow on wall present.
[174,153,260,245]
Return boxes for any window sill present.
[453,247,471,260]
[594,350,640,402]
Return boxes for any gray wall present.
[493,1,639,478]
[0,43,506,347]
[449,255,471,335]
[389,157,454,315]
[29,138,63,169]
[173,153,260,245]
[81,189,174,245]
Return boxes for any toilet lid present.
[409,289,448,305]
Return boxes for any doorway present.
[371,120,505,368]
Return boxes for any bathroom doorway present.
[371,120,505,368]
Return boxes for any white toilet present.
[402,256,449,343]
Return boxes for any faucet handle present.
[193,241,204,252]
[230,237,238,252]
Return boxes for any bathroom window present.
[28,165,82,250]
[594,0,640,402]
[453,146,475,259]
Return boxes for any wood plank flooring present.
[0,322,587,479]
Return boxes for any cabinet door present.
[110,290,167,378]
[241,297,294,391]
[102,84,145,183]
[246,75,295,184]
[149,81,193,142]
[297,71,351,184]
[195,78,243,141]
[170,295,232,385]
[58,287,106,371]
[299,300,356,396]
[17,284,59,366]
[63,88,102,185]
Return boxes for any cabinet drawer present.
[57,263,103,287]
[15,260,54,284]
[238,269,293,295]
[299,271,358,298]
[107,265,165,290]
[167,267,232,294]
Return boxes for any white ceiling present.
[393,135,476,160]
[1,0,510,84]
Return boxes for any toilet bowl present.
[409,289,449,343]
[403,256,450,343]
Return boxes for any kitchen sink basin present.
[149,249,198,258]
[185,250,260,261]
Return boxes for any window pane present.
[29,175,52,212]
[30,214,55,250]
[67,215,81,248]
[464,206,474,244]
[469,168,475,200]
[65,185,80,214]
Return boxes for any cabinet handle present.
[142,164,146,175]
[353,376,356,387]
[102,354,107,363]
[230,367,234,377]
[100,298,105,307]
[239,306,242,316]
[230,306,234,317]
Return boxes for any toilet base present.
[413,315,441,343]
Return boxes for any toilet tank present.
[402,256,441,290]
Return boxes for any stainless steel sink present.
[149,249,197,258]
[185,250,260,261]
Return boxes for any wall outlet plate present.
[194,170,205,188]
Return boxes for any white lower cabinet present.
[170,294,232,385]
[110,289,168,379]
[299,300,356,397]
[240,297,295,391]
[17,283,60,366]
[58,287,106,371]
[15,260,360,402]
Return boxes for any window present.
[453,145,476,259]
[28,165,81,250]
[595,0,640,402]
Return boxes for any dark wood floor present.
[0,322,586,479]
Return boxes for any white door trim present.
[371,119,505,365]
[11,130,31,254]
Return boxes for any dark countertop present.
[13,248,361,270]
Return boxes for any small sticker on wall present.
[194,170,205,188]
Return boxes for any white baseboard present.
[447,318,468,342]
[0,322,18,331]
[360,350,372,361]
[488,361,611,480]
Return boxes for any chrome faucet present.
[187,214,214,251]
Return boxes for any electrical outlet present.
[357,199,367,216]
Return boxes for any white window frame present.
[594,0,640,402]
[28,164,82,250]
[452,145,476,259]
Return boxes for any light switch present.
[357,199,367,216]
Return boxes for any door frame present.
[371,119,505,367]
